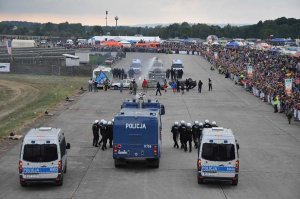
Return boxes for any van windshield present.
[201,143,235,161]
[23,144,58,162]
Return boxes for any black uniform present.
[198,80,203,93]
[192,124,201,148]
[156,82,162,96]
[186,125,193,152]
[98,122,105,146]
[92,123,99,147]
[179,124,187,150]
[101,124,108,150]
[171,124,179,148]
[107,123,113,148]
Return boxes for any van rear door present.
[200,140,236,178]
[114,116,158,158]
[21,143,59,180]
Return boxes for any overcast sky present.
[0,0,299,26]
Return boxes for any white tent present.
[91,35,161,45]
[120,40,131,48]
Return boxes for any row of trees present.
[0,17,299,39]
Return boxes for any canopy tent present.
[225,41,240,48]
[120,40,132,48]
[101,41,123,47]
[91,36,161,44]
[135,42,160,48]
[271,38,293,42]
[113,36,122,42]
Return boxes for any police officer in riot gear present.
[107,121,113,148]
[211,121,218,127]
[171,121,180,148]
[92,120,99,147]
[179,120,187,150]
[192,121,201,149]
[98,119,105,146]
[186,123,193,152]
[203,119,212,128]
[101,120,108,151]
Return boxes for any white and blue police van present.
[197,127,240,185]
[19,127,71,186]
[171,59,184,70]
[130,59,142,74]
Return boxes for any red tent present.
[101,41,123,47]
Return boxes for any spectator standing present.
[198,80,203,93]
[88,78,93,92]
[142,79,148,92]
[208,78,212,91]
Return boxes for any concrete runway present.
[0,53,299,199]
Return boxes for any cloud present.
[0,0,299,25]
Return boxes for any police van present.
[171,59,184,70]
[130,59,142,74]
[19,127,71,186]
[197,127,240,185]
[113,97,165,168]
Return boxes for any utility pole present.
[115,16,119,30]
[105,10,108,27]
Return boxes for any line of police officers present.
[92,119,114,151]
[171,120,217,152]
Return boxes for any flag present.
[284,79,293,96]
[6,40,12,55]
[247,65,253,78]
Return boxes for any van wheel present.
[232,179,238,186]
[20,180,27,187]
[114,159,123,168]
[149,159,159,168]
[56,175,63,186]
[197,176,203,184]
[64,164,67,173]
[114,85,119,90]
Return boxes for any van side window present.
[60,138,66,157]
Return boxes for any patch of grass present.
[0,74,87,137]
[0,85,14,102]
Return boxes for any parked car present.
[111,79,132,90]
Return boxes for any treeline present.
[0,17,299,39]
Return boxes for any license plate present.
[24,174,38,178]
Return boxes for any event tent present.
[101,41,123,47]
[225,41,240,48]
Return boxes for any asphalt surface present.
[0,53,299,199]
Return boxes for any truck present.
[92,65,112,88]
[130,59,142,74]
[171,59,184,71]
[113,94,165,168]
[148,57,165,80]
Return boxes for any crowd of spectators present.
[199,45,300,121]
